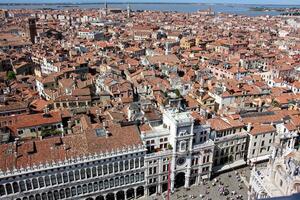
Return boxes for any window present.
[51,175,57,185]
[69,171,74,182]
[26,179,32,190]
[180,141,187,152]
[141,172,145,181]
[103,165,108,174]
[20,181,26,192]
[119,161,124,171]
[125,175,129,184]
[86,168,91,178]
[109,179,114,188]
[94,182,99,191]
[38,177,45,188]
[98,166,102,175]
[125,160,129,170]
[130,159,134,169]
[115,178,119,187]
[99,181,103,190]
[120,177,124,185]
[104,180,109,189]
[135,173,140,182]
[130,174,134,183]
[75,170,80,180]
[63,172,68,183]
[109,164,113,174]
[92,167,97,177]
[135,158,139,168]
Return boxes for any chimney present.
[247,123,252,132]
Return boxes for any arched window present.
[140,172,145,181]
[109,163,113,174]
[38,177,45,188]
[114,162,119,172]
[75,170,80,181]
[99,181,103,190]
[120,176,124,185]
[62,172,68,183]
[103,165,108,175]
[97,166,102,176]
[104,180,109,189]
[82,184,87,194]
[50,175,57,185]
[0,185,5,196]
[86,168,91,178]
[130,159,134,169]
[80,169,86,179]
[115,177,119,187]
[57,173,62,184]
[109,178,114,188]
[88,183,93,193]
[71,187,76,196]
[65,188,71,198]
[93,182,99,191]
[77,185,82,195]
[69,171,74,182]
[12,182,19,193]
[130,174,135,183]
[59,189,65,199]
[53,190,59,199]
[47,191,53,200]
[135,158,139,168]
[202,156,206,164]
[119,161,124,171]
[42,193,47,200]
[125,160,129,170]
[92,167,97,177]
[35,194,41,200]
[45,176,50,186]
[125,175,129,184]
[32,178,39,189]
[19,181,26,192]
[29,195,34,200]
[26,179,32,190]
[5,184,12,194]
[135,173,140,182]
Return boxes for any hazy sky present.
[2,0,300,4]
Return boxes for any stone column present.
[145,186,148,197]
[157,184,161,194]
[185,155,192,188]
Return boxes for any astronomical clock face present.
[176,157,186,166]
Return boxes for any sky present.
[2,0,300,5]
